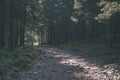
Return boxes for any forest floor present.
[14,44,120,80]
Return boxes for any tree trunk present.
[106,20,112,47]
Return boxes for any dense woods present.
[0,0,120,48]
[0,0,27,49]
[0,0,120,79]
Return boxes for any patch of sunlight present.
[59,58,85,66]
[33,42,39,46]
[71,16,78,23]
[74,0,82,9]
[54,54,71,58]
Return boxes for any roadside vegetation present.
[0,46,37,80]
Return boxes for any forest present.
[0,0,120,80]
[0,0,120,48]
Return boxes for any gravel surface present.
[14,45,120,80]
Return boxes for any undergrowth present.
[0,46,37,80]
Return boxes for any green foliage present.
[96,0,120,23]
[73,0,100,22]
[0,46,37,79]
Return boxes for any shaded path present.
[17,45,120,80]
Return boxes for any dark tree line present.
[43,0,74,44]
[0,0,120,48]
[0,0,27,49]
[41,0,120,47]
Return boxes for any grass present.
[0,46,37,80]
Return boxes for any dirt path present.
[17,45,120,80]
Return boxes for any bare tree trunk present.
[107,20,112,47]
